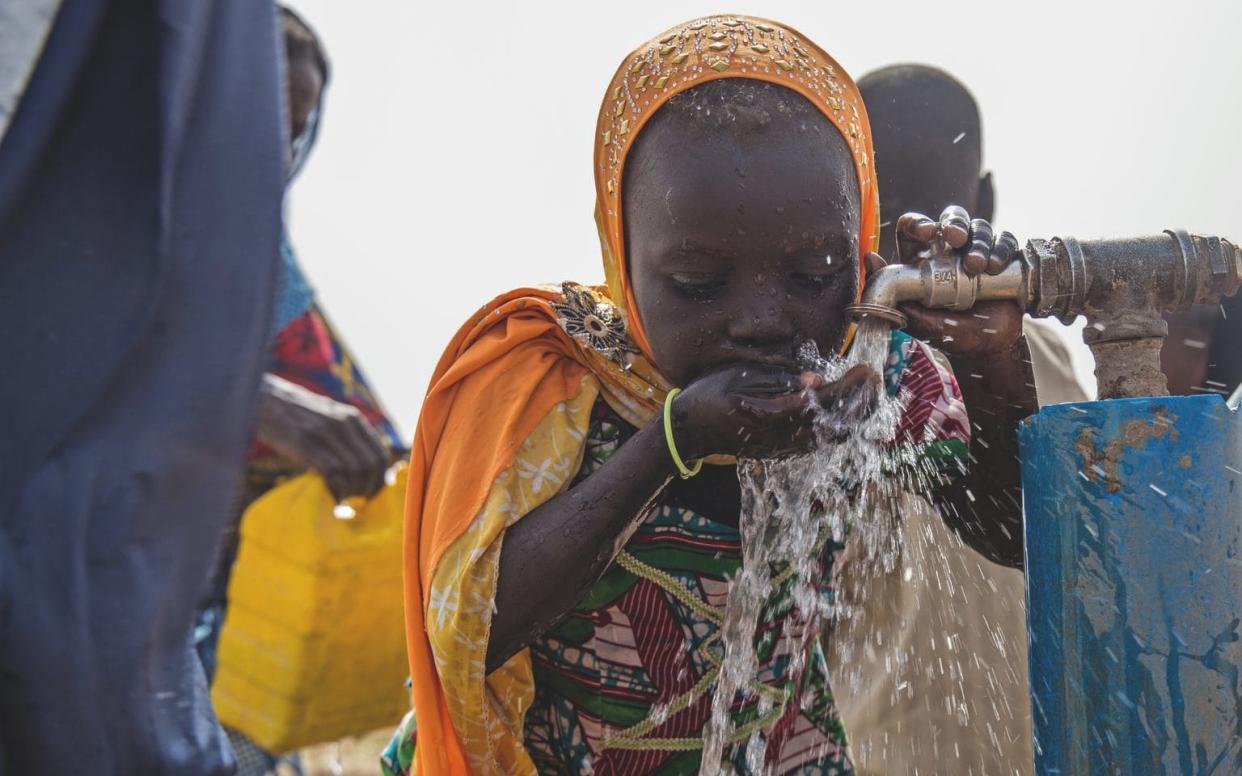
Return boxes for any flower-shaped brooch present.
[552,282,639,369]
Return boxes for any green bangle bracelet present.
[663,388,702,479]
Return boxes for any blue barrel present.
[1020,395,1242,775]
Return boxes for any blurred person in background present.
[192,7,402,775]
[0,1,285,773]
[844,63,1238,776]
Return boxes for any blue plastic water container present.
[1020,395,1242,775]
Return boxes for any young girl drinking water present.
[387,14,1036,775]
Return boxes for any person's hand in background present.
[254,374,391,501]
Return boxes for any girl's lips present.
[710,354,802,371]
[723,363,828,399]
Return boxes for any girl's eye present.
[788,250,849,291]
[670,275,726,299]
[791,273,834,289]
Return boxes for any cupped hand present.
[670,363,880,461]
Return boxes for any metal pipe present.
[846,230,1242,398]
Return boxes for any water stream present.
[700,318,907,772]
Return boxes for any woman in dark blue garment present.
[0,1,285,773]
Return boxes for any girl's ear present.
[977,171,995,223]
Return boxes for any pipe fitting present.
[847,230,1242,399]
[849,230,1241,327]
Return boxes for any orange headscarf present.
[402,14,878,774]
[594,14,880,355]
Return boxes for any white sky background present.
[284,0,1242,434]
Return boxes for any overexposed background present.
[284,0,1242,433]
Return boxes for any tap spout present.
[844,264,924,328]
[846,257,1029,329]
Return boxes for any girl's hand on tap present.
[865,205,1024,358]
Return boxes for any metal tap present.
[846,230,1242,398]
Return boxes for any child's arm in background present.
[934,336,1037,568]
[880,209,1039,568]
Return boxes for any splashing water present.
[700,318,907,772]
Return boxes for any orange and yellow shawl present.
[401,14,879,774]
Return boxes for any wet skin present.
[625,108,862,388]
[625,100,880,526]
[486,85,1027,673]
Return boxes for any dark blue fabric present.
[0,0,285,773]
[194,605,301,776]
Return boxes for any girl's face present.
[624,90,861,388]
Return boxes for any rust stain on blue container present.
[1020,395,1242,775]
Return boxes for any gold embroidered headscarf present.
[593,14,880,356]
[402,15,879,774]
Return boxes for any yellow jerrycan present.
[211,466,410,753]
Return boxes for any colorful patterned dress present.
[383,330,969,775]
[523,397,850,774]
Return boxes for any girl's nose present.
[726,295,796,347]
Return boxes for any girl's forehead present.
[624,120,860,248]
[624,84,861,203]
